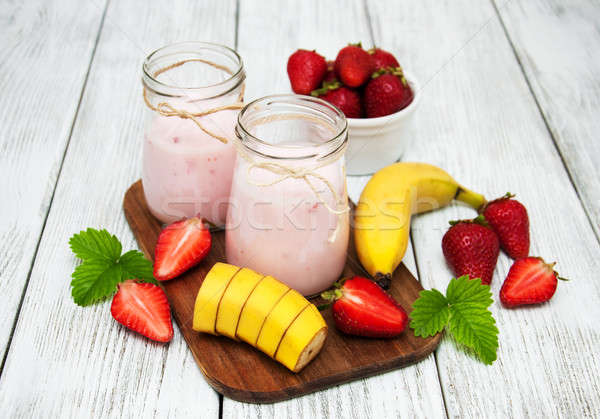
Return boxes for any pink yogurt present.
[225,130,349,296]
[142,108,238,225]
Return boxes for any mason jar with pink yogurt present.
[226,95,350,296]
[141,42,245,225]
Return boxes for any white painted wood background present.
[0,0,598,417]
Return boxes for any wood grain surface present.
[0,1,236,417]
[368,0,600,416]
[1,0,599,417]
[0,0,107,364]
[123,180,441,403]
[494,0,600,241]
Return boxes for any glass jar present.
[141,42,245,225]
[226,95,349,296]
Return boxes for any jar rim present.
[236,94,348,161]
[142,41,244,98]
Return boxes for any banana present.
[193,263,327,373]
[354,162,486,285]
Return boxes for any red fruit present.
[482,193,530,259]
[154,217,211,281]
[312,82,362,118]
[287,49,328,95]
[369,48,400,70]
[322,276,408,338]
[334,44,375,87]
[363,72,413,118]
[441,217,500,285]
[500,257,565,307]
[111,280,174,342]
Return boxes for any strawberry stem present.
[311,80,341,97]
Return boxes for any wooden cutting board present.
[123,180,441,403]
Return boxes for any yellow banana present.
[193,263,327,373]
[354,162,486,285]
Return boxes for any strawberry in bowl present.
[286,44,419,175]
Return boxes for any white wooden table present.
[1,0,599,417]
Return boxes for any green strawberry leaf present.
[71,259,123,306]
[446,275,492,306]
[410,276,499,365]
[448,302,499,365]
[69,228,122,262]
[69,229,157,306]
[119,250,157,284]
[409,289,450,337]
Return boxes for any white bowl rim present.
[347,71,420,126]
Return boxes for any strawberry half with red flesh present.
[322,276,408,338]
[111,280,174,342]
[363,71,413,118]
[369,47,400,70]
[287,49,328,95]
[154,217,211,281]
[500,257,565,307]
[312,81,362,118]
[482,193,530,259]
[334,44,375,87]
[442,217,500,285]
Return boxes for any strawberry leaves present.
[410,289,450,337]
[410,276,499,365]
[69,228,156,306]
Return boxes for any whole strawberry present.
[312,81,362,118]
[442,216,500,285]
[287,49,328,95]
[363,71,413,118]
[500,257,566,307]
[481,193,529,259]
[334,44,375,87]
[321,276,408,338]
[368,47,400,70]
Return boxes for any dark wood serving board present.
[123,180,441,403]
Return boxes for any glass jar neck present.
[235,94,348,165]
[142,41,245,102]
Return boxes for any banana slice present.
[216,268,264,340]
[275,304,328,372]
[236,276,289,345]
[193,263,239,334]
[255,289,308,357]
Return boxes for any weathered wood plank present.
[494,0,600,240]
[0,0,236,417]
[0,0,107,367]
[223,0,446,417]
[368,0,600,416]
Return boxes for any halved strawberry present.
[500,257,566,307]
[322,276,408,338]
[154,217,211,281]
[111,280,174,342]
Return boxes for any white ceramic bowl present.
[345,73,419,175]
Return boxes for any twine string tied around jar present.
[233,125,349,243]
[142,58,245,144]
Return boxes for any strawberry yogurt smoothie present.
[141,42,245,225]
[142,108,237,225]
[226,95,349,296]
